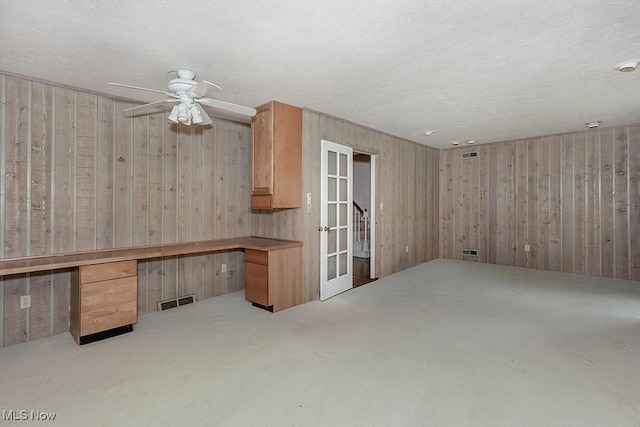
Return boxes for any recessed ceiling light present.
[585,121,602,129]
[615,60,639,72]
[424,130,434,136]
[451,141,460,146]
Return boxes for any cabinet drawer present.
[81,260,137,284]
[245,262,269,306]
[80,276,137,336]
[245,249,268,265]
[251,194,273,210]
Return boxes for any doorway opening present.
[352,152,377,287]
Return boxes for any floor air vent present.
[158,295,195,311]
[462,249,478,256]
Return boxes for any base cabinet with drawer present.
[244,246,302,312]
[70,260,138,345]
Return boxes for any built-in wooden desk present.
[0,237,302,345]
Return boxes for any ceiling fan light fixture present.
[168,105,179,123]
[191,105,203,124]
[177,103,190,124]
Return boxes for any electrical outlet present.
[524,244,530,252]
[20,295,31,309]
[221,263,227,273]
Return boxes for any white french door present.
[320,140,353,300]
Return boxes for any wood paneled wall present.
[0,74,252,347]
[253,109,440,302]
[439,126,640,281]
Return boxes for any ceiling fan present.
[108,69,257,125]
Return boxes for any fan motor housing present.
[168,78,196,94]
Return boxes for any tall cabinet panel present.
[251,101,302,210]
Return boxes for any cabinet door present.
[252,106,273,195]
[245,262,269,307]
[80,276,137,336]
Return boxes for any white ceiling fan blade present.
[196,98,257,117]
[197,104,213,125]
[108,82,178,97]
[187,80,222,99]
[124,98,178,112]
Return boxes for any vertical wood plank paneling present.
[190,126,205,301]
[52,87,75,335]
[176,125,191,297]
[600,130,615,277]
[548,136,562,272]
[487,144,497,264]
[495,142,507,264]
[30,83,53,255]
[439,125,638,283]
[433,149,440,259]
[438,148,449,258]
[295,110,438,300]
[203,123,216,300]
[3,77,29,345]
[0,73,256,347]
[95,96,114,249]
[0,75,5,346]
[586,131,601,276]
[506,143,517,266]
[516,141,528,267]
[4,78,29,258]
[454,147,464,260]
[478,145,488,263]
[114,100,133,247]
[225,126,239,291]
[147,112,164,310]
[462,149,471,260]
[28,272,51,341]
[133,113,149,312]
[29,82,53,341]
[561,135,574,273]
[75,92,96,251]
[237,124,251,288]
[537,137,550,270]
[573,134,586,275]
[629,126,640,281]
[302,110,320,301]
[526,140,538,269]
[161,124,178,301]
[214,122,228,296]
[613,128,629,279]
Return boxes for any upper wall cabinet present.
[251,101,302,210]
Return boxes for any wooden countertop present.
[0,236,302,276]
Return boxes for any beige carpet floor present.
[1,258,639,426]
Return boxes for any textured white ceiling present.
[1,0,639,149]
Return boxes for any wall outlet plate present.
[20,295,31,309]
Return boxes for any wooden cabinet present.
[70,260,137,345]
[251,101,302,210]
[244,246,302,312]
